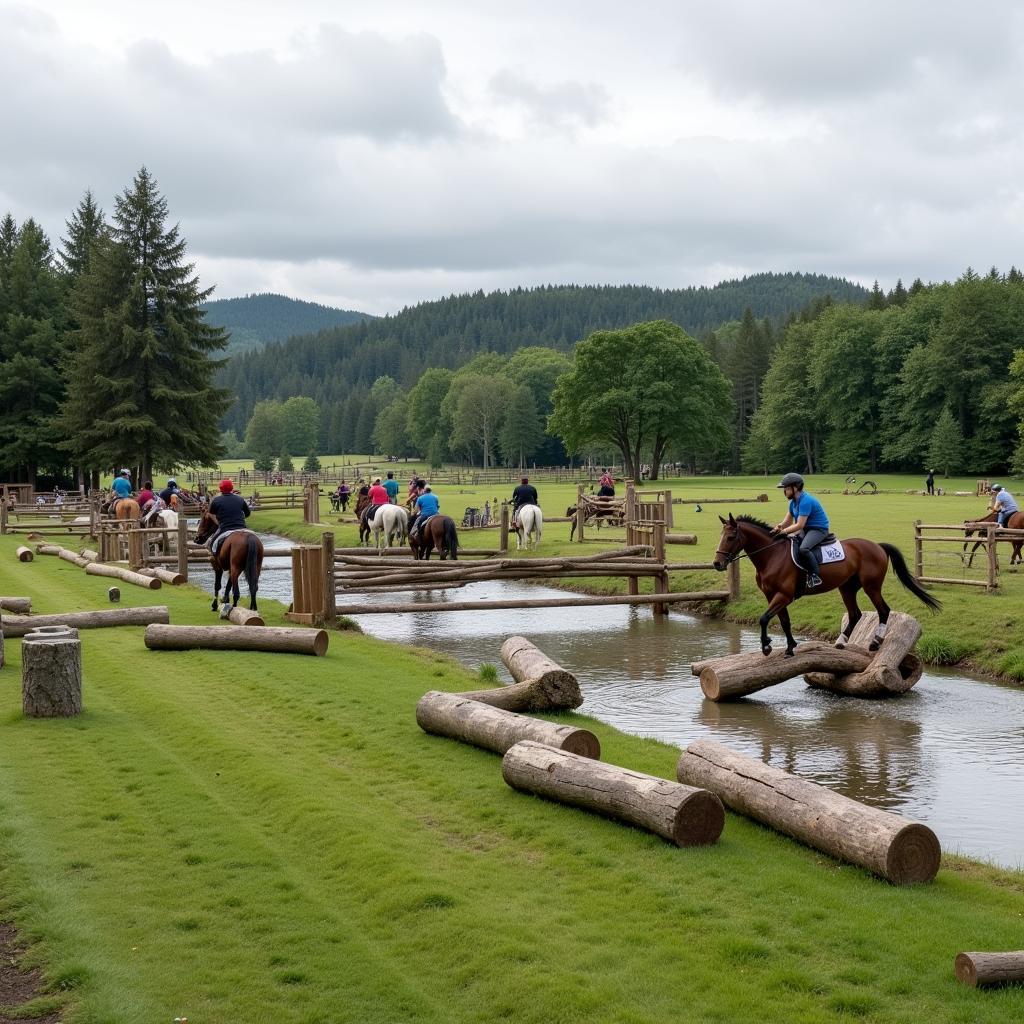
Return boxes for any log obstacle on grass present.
[15,545,33,562]
[21,626,83,718]
[85,560,161,590]
[138,566,186,586]
[0,596,32,614]
[954,951,1024,988]
[676,739,940,884]
[456,636,583,712]
[503,741,725,847]
[1,607,170,638]
[416,691,600,758]
[227,606,266,627]
[692,612,923,701]
[144,623,328,656]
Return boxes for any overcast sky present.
[3,1,1022,315]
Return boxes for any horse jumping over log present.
[193,509,264,617]
[566,498,625,540]
[713,514,941,658]
[963,509,1024,567]
[513,504,543,550]
[410,515,459,560]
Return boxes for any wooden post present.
[290,546,304,615]
[321,531,336,626]
[662,489,673,528]
[653,521,668,617]
[913,520,923,579]
[500,502,509,553]
[728,557,740,600]
[575,484,584,543]
[177,514,189,582]
[1,497,7,535]
[987,523,998,591]
[127,523,144,569]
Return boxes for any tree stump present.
[676,739,940,883]
[22,629,83,718]
[416,690,599,757]
[954,951,1024,987]
[15,546,33,562]
[504,741,724,847]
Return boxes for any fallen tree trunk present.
[0,596,32,614]
[2,607,170,637]
[227,607,266,627]
[478,635,583,710]
[139,566,186,586]
[416,691,599,757]
[503,741,724,847]
[15,546,33,562]
[21,631,83,717]
[36,543,92,568]
[954,951,1024,988]
[85,561,161,590]
[145,623,328,656]
[336,592,729,615]
[676,739,940,883]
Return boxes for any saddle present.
[211,527,256,555]
[790,533,844,569]
[410,513,435,539]
[362,503,385,526]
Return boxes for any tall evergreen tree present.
[60,168,229,479]
[927,406,965,476]
[58,189,107,280]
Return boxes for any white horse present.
[514,504,543,550]
[370,504,408,552]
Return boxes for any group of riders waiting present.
[106,469,186,524]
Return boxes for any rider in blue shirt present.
[410,486,440,537]
[772,472,829,588]
[111,471,133,500]
[989,484,1019,527]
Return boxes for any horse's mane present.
[735,514,774,534]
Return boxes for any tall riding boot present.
[802,548,822,588]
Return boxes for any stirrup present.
[806,573,822,588]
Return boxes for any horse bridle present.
[714,528,788,565]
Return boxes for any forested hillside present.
[202,293,372,354]
[218,273,866,433]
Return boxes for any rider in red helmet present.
[206,478,251,550]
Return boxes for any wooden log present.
[144,623,328,656]
[15,545,34,562]
[85,561,161,590]
[805,612,922,695]
[954,951,1024,988]
[336,591,730,615]
[664,534,698,545]
[138,566,186,585]
[227,607,266,627]
[503,741,724,847]
[676,740,940,883]
[692,642,876,701]
[80,548,99,562]
[0,596,32,614]
[489,636,583,710]
[1,606,170,637]
[416,691,599,757]
[21,632,83,717]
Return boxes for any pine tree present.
[889,278,908,306]
[60,168,229,480]
[866,280,888,310]
[58,189,106,279]
[927,406,965,477]
[302,450,321,473]
[277,451,294,473]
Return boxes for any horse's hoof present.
[869,637,883,651]
[219,604,231,619]
[761,645,772,656]
[784,649,795,658]
[835,640,845,650]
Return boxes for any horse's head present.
[713,514,744,572]
[193,509,218,544]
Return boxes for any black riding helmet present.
[777,472,804,489]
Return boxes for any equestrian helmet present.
[991,483,1003,492]
[777,472,804,489]
[167,478,176,486]
[219,479,234,493]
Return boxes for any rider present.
[206,479,252,551]
[597,468,615,497]
[336,480,351,513]
[384,471,400,504]
[511,476,538,528]
[159,477,180,505]
[136,479,156,509]
[771,472,829,589]
[111,469,133,501]
[989,484,1019,528]
[410,484,439,538]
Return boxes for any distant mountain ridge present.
[218,273,868,434]
[202,293,373,354]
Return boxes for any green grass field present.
[1,535,1023,1022]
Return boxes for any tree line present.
[0,169,226,488]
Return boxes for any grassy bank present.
[250,472,1024,681]
[1,536,1022,1022]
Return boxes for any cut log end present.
[698,668,721,701]
[560,729,601,760]
[672,789,726,847]
[954,953,979,988]
[884,823,941,884]
[954,951,1024,988]
[16,546,33,562]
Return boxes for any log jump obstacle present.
[677,739,940,883]
[913,519,1024,591]
[954,951,1024,988]
[692,612,923,701]
[145,623,329,656]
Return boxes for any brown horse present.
[713,514,941,658]
[354,492,373,545]
[409,515,458,560]
[113,498,141,520]
[193,509,264,615]
[963,509,1024,567]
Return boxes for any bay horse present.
[713,514,941,658]
[513,504,543,550]
[193,509,264,617]
[354,492,372,545]
[409,515,458,560]
[963,509,1024,567]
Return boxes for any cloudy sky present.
[2,1,1022,314]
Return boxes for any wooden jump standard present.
[677,740,940,884]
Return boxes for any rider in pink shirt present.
[368,478,389,505]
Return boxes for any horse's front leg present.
[759,593,790,656]
[777,607,798,657]
[220,574,232,618]
[212,568,223,612]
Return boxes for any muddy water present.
[192,534,1024,869]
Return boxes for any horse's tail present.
[444,517,458,560]
[245,534,261,596]
[880,542,942,611]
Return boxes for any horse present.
[193,509,264,617]
[566,498,625,540]
[712,514,941,658]
[513,504,543,550]
[369,504,408,552]
[354,493,372,544]
[963,509,1024,567]
[113,498,141,521]
[409,515,458,560]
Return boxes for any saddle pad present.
[211,527,256,555]
[791,538,845,567]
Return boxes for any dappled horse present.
[193,508,264,617]
[712,513,941,658]
[409,514,459,560]
[369,504,408,553]
[513,504,543,550]
[963,509,1024,568]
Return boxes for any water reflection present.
[193,541,1024,869]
